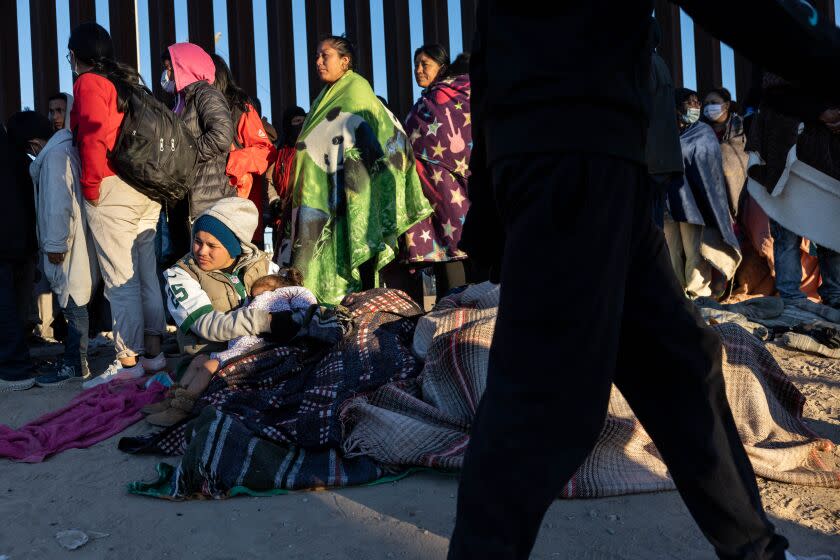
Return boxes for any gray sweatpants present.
[85,176,166,359]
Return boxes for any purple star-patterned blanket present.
[403,74,472,263]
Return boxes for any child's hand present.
[47,252,66,264]
[203,359,221,374]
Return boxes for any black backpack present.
[107,86,198,205]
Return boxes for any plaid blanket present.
[122,289,424,498]
[128,407,385,499]
[341,283,840,497]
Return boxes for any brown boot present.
[145,407,191,427]
[141,397,172,415]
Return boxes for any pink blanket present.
[0,380,166,463]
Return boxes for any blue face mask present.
[160,70,176,94]
[681,107,701,124]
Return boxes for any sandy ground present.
[0,342,837,560]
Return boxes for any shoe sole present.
[0,379,36,392]
[35,377,83,389]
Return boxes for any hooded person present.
[163,43,235,261]
[29,95,101,385]
[163,197,281,355]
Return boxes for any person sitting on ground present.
[145,267,316,426]
[26,101,100,386]
[163,196,280,357]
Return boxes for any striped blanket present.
[341,283,840,497]
[123,289,424,499]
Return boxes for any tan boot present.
[141,397,173,415]
[145,406,191,427]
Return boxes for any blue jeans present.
[62,297,89,374]
[0,260,34,381]
[770,219,840,307]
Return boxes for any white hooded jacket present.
[29,94,99,308]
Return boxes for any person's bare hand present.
[819,108,840,131]
[47,252,66,264]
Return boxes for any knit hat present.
[193,197,259,257]
[192,215,242,258]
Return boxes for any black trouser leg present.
[449,155,639,559]
[448,154,785,560]
[613,182,786,560]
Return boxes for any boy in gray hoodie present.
[30,94,99,385]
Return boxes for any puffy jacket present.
[226,103,276,198]
[29,127,99,308]
[70,72,124,201]
[169,43,235,218]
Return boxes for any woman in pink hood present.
[162,43,235,261]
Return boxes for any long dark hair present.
[414,44,450,80]
[68,22,144,112]
[210,53,251,114]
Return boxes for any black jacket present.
[181,81,235,218]
[0,126,37,262]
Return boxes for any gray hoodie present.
[30,95,99,308]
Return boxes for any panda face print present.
[295,109,367,175]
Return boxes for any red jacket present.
[70,72,124,201]
[226,104,277,198]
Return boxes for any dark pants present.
[448,154,787,560]
[62,297,89,375]
[0,260,34,381]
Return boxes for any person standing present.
[68,22,167,387]
[403,46,473,298]
[287,36,431,304]
[161,43,235,262]
[449,1,840,559]
[28,95,99,386]
[0,119,38,391]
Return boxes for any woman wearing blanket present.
[285,36,432,305]
[157,197,344,426]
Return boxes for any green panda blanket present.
[288,71,433,304]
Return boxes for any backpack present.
[107,86,198,205]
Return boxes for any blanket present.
[402,74,472,263]
[667,121,742,279]
[341,284,839,497]
[289,70,433,304]
[1,380,166,463]
[122,289,424,498]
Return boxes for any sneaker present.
[139,352,167,373]
[82,360,145,390]
[35,362,82,388]
[0,377,35,392]
[786,552,833,560]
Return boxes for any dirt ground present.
[0,342,837,560]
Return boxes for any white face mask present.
[681,107,701,124]
[160,70,176,94]
[703,103,726,122]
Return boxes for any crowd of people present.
[2,4,840,560]
[1,18,838,394]
[0,23,477,392]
